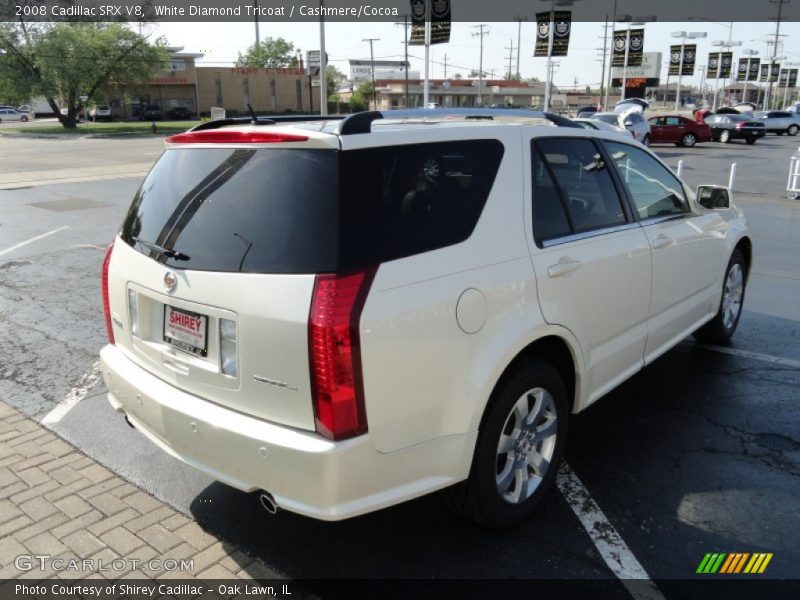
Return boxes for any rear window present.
[121,140,504,274]
[593,114,619,125]
[121,148,339,273]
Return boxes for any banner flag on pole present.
[429,0,450,45]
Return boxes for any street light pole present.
[319,0,327,115]
[672,31,706,113]
[711,39,741,110]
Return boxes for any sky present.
[153,20,800,89]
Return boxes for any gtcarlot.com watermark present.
[14,554,194,573]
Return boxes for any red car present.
[647,115,711,147]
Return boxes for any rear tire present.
[788,124,798,136]
[745,137,757,145]
[681,133,697,147]
[694,249,747,344]
[20,115,28,122]
[719,130,731,143]
[442,360,568,529]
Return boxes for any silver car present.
[0,108,28,122]
[753,110,800,136]
[591,111,651,145]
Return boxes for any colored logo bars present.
[707,52,733,78]
[612,29,644,67]
[669,44,696,76]
[696,552,774,574]
[736,58,761,82]
[409,0,451,45]
[534,11,572,57]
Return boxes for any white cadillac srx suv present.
[100,109,752,528]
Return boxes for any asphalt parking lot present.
[1,130,798,594]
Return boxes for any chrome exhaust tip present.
[259,492,279,515]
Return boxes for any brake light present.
[166,130,309,144]
[308,268,377,440]
[102,240,115,344]
[736,122,746,129]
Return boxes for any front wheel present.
[745,138,757,145]
[694,249,747,344]
[719,130,731,143]
[442,361,568,529]
[681,133,697,147]
[788,124,798,136]
[20,115,28,122]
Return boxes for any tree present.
[326,65,346,100]
[0,22,167,128]
[236,37,298,68]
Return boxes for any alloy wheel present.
[495,388,558,504]
[721,263,744,330]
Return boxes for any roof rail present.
[189,114,345,132]
[336,108,580,135]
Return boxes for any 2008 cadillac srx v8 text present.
[100,109,751,528]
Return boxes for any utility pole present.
[443,54,448,78]
[599,19,609,108]
[319,0,327,115]
[253,0,260,51]
[363,37,380,110]
[514,15,526,80]
[767,0,789,110]
[472,24,489,107]
[395,15,410,108]
[505,39,515,80]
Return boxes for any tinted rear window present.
[122,141,503,274]
[121,148,339,273]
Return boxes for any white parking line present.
[41,360,102,427]
[557,463,666,600]
[691,342,800,369]
[0,226,69,258]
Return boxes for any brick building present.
[105,47,313,119]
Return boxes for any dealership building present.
[105,47,314,118]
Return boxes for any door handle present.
[548,259,582,278]
[651,234,672,250]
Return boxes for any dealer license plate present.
[163,306,208,357]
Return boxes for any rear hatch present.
[110,129,341,432]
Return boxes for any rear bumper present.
[100,344,476,521]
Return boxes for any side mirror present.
[697,185,730,209]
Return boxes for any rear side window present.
[531,138,627,243]
[339,140,504,267]
[121,148,339,273]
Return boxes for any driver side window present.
[604,142,690,219]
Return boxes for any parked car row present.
[568,97,791,147]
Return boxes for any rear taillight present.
[736,122,746,129]
[102,240,115,344]
[308,268,377,441]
